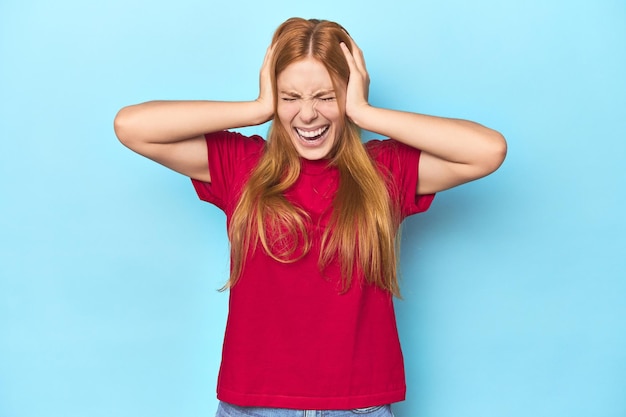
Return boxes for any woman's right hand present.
[255,44,275,122]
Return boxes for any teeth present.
[296,126,328,138]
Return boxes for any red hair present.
[228,18,402,295]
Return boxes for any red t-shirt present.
[191,131,434,409]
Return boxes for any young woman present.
[114,17,506,417]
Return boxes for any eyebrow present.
[279,89,335,97]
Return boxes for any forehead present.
[277,57,334,93]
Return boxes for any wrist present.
[347,103,374,129]
[253,98,274,125]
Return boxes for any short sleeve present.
[190,131,265,213]
[366,139,435,218]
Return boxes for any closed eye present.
[320,97,336,102]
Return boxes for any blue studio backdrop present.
[1,1,625,417]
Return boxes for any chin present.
[297,149,331,161]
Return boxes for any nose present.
[299,99,318,123]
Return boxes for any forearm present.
[341,37,505,193]
[352,105,506,166]
[114,100,272,146]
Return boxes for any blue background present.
[1,1,625,416]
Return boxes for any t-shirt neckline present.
[300,158,334,175]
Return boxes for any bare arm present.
[340,42,507,195]
[113,47,275,182]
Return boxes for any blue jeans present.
[216,401,394,417]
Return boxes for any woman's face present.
[276,57,343,160]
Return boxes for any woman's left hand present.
[340,38,371,125]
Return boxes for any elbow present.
[114,105,147,151]
[478,130,507,177]
[113,106,133,147]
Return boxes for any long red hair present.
[227,18,402,295]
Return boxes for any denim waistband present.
[216,401,394,417]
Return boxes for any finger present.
[340,41,370,101]
[258,44,275,102]
[347,37,367,74]
[340,42,357,71]
[261,44,275,69]
[341,40,367,79]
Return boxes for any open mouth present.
[295,125,330,143]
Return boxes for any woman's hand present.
[256,44,275,123]
[340,38,371,126]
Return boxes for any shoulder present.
[192,131,265,210]
[365,139,435,216]
[205,130,266,172]
[194,130,266,187]
[365,138,421,167]
[206,130,266,154]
